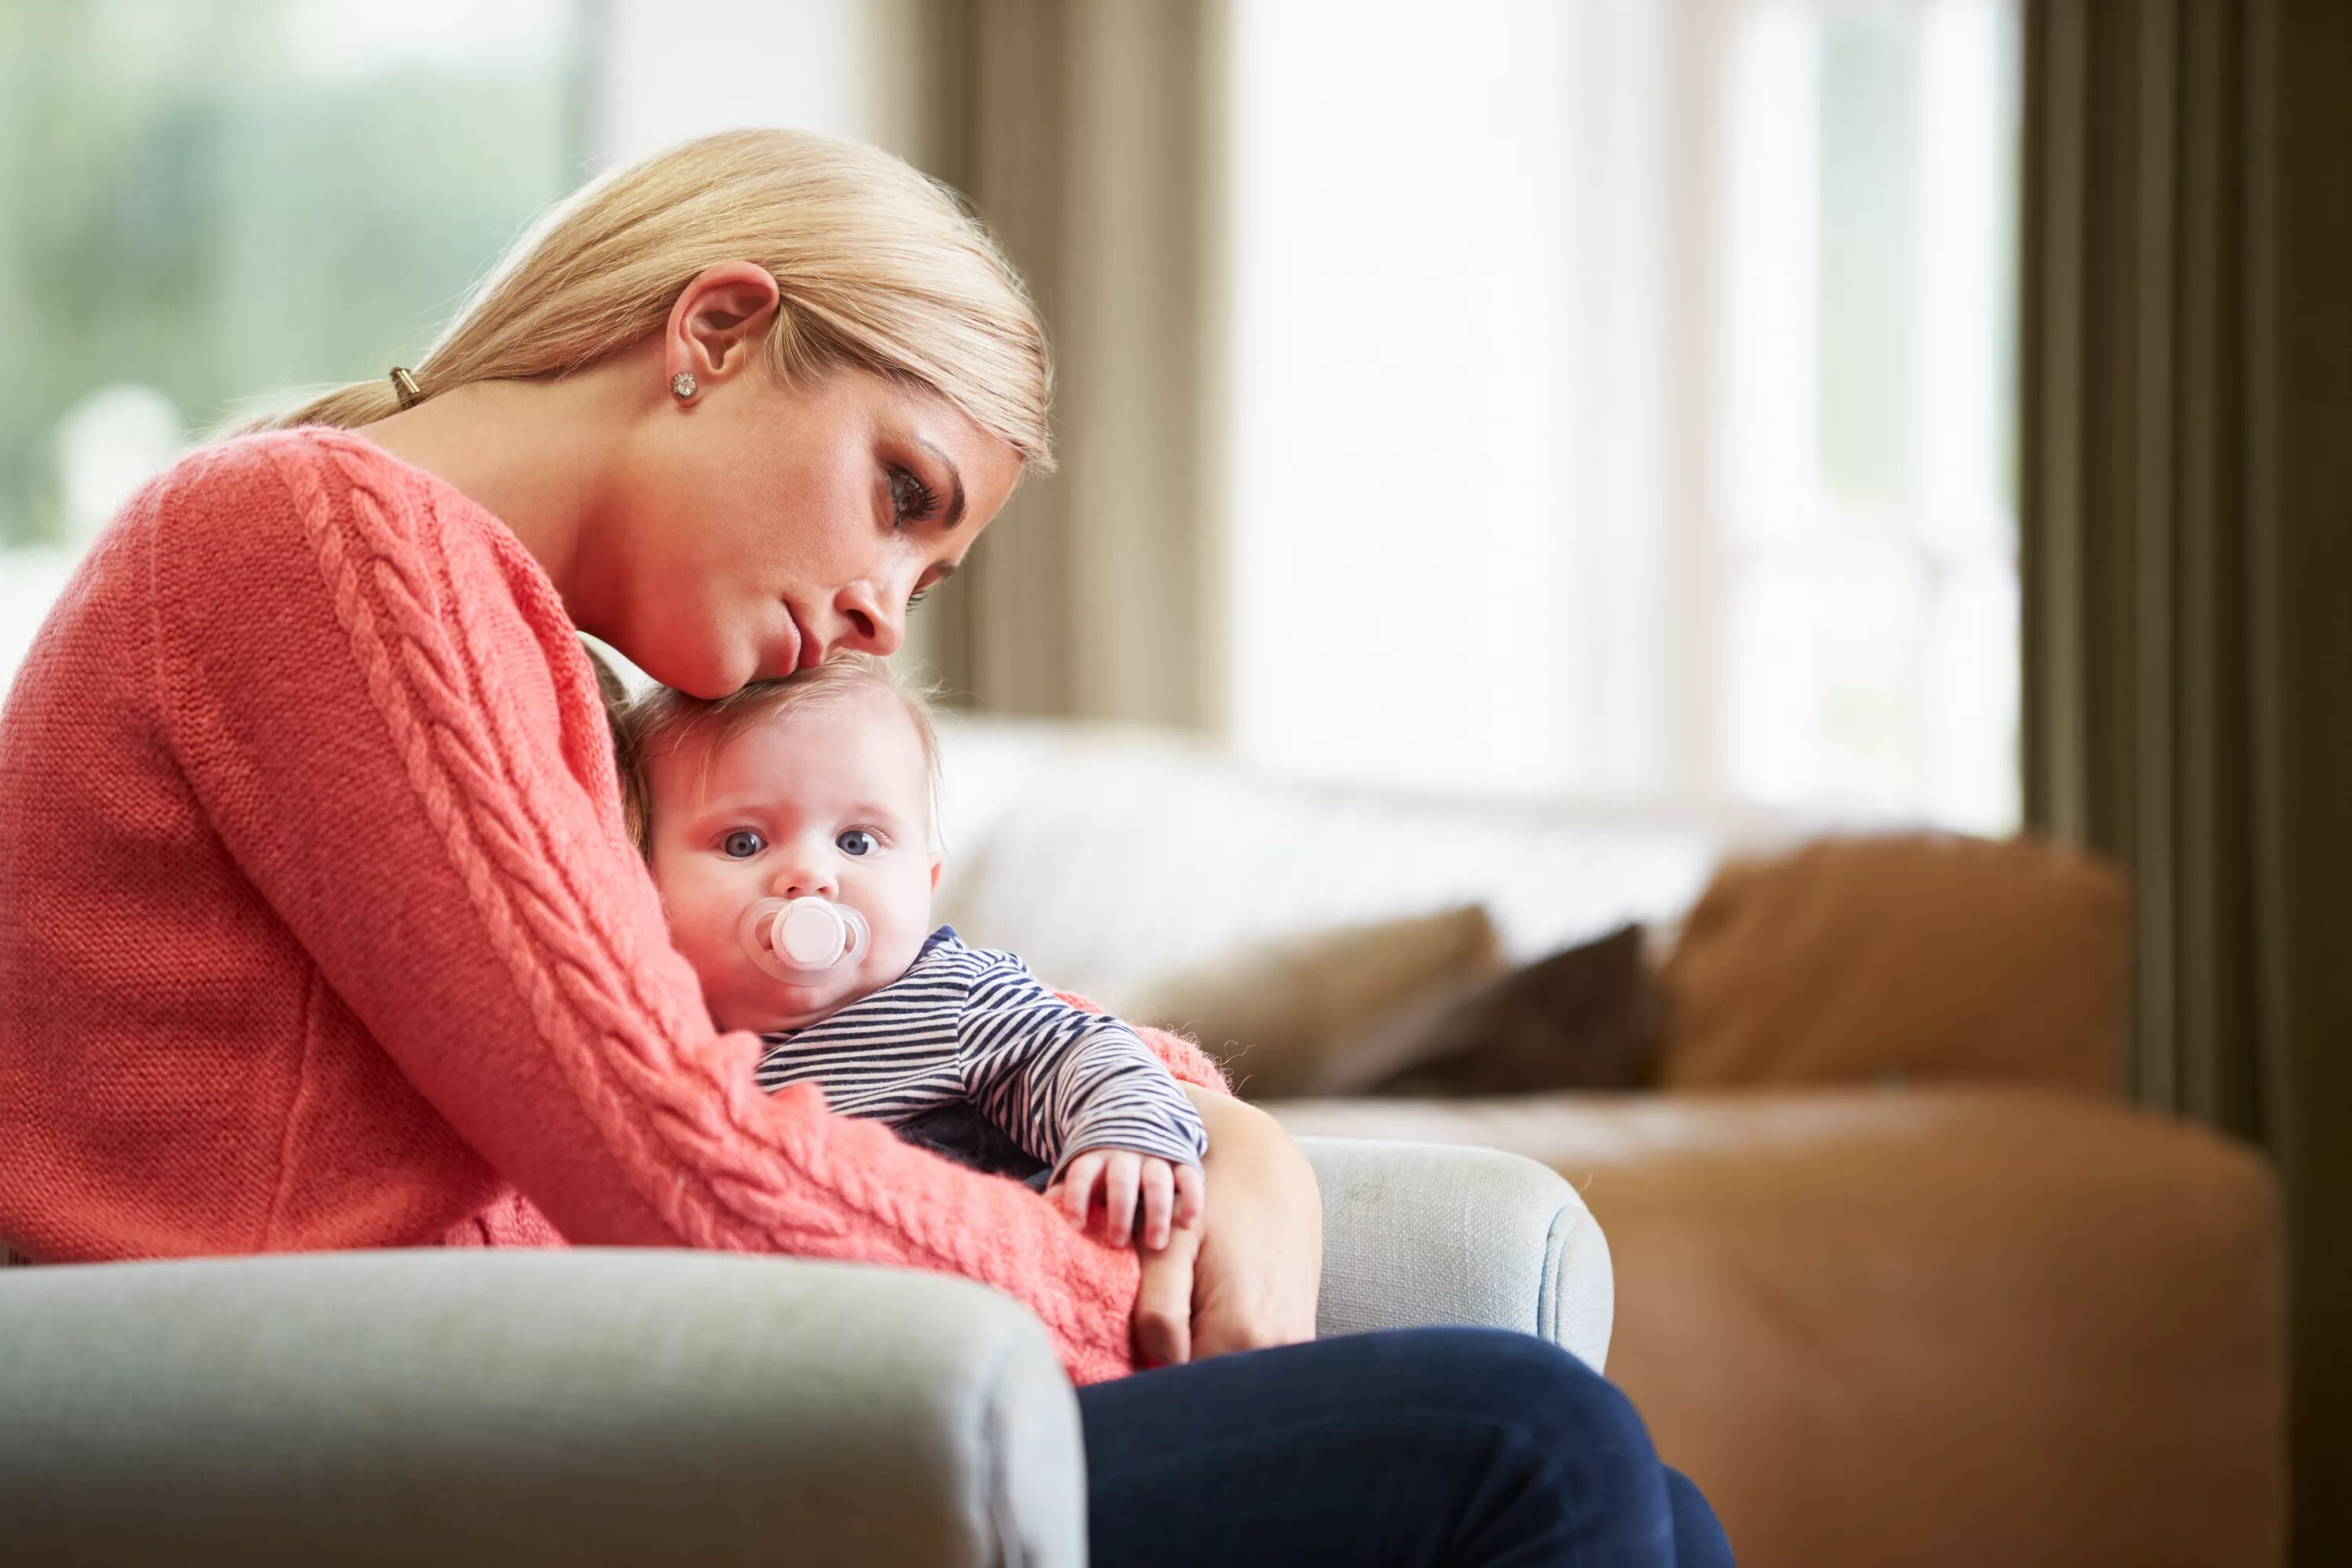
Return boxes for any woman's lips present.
[768,607,808,679]
[791,608,826,670]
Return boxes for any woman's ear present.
[665,261,782,393]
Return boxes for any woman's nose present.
[831,580,905,659]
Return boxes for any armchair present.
[0,1136,1607,1566]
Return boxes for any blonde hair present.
[257,128,1053,467]
[610,654,942,856]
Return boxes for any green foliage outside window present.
[0,0,579,545]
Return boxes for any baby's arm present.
[956,954,1209,1245]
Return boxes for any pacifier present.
[740,897,871,985]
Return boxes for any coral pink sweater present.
[0,428,1225,1384]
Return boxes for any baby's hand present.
[1050,1149,1206,1251]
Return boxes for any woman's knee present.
[1415,1328,1659,1468]
[1400,1330,1679,1563]
[1664,1468,1737,1567]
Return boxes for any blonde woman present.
[0,130,1730,1565]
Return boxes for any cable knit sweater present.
[0,427,1225,1384]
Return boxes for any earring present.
[670,371,699,402]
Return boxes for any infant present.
[610,654,1205,1250]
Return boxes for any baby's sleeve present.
[956,955,1211,1178]
[1061,996,1230,1097]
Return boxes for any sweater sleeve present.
[147,434,1145,1382]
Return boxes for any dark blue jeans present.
[1080,1327,1733,1567]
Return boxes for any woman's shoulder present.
[144,426,530,601]
[135,426,573,703]
[136,422,604,818]
[150,426,425,524]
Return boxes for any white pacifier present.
[740,897,871,985]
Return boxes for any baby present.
[610,654,1206,1251]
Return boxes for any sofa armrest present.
[0,1250,1084,1568]
[1296,1134,1614,1370]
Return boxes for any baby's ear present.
[929,854,946,892]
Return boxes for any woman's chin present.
[691,655,760,702]
[637,633,757,701]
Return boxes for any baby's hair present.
[605,653,943,857]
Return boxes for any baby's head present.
[614,655,944,1035]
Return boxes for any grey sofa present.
[0,1136,1610,1566]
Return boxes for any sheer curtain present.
[1223,0,2020,830]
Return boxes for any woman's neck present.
[355,358,641,614]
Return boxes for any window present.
[1224,0,2020,832]
[0,0,583,689]
[0,0,947,699]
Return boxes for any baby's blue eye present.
[837,829,879,857]
[722,829,764,858]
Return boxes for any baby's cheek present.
[863,920,925,989]
[678,907,751,998]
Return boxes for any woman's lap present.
[1078,1327,1732,1568]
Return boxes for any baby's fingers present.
[1100,1151,1142,1243]
[1139,1158,1176,1250]
[1055,1153,1105,1229]
[1172,1163,1207,1231]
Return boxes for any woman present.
[0,129,1730,1565]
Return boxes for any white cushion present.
[934,717,1795,1007]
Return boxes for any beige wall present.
[889,0,1230,732]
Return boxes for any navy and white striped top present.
[754,928,1208,1176]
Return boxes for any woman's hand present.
[1131,1087,1321,1367]
[1131,1207,1204,1368]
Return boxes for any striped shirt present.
[754,928,1207,1177]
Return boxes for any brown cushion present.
[1660,833,2129,1093]
[1124,906,1504,1099]
[1369,924,1662,1096]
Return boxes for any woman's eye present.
[837,829,879,857]
[721,829,765,858]
[888,466,942,530]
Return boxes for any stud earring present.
[670,371,699,402]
